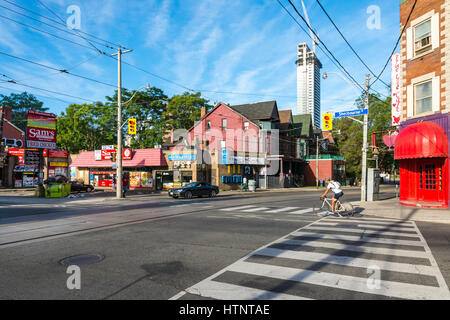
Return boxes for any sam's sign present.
[26,111,57,149]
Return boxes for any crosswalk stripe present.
[265,207,300,213]
[288,208,315,214]
[273,239,429,259]
[290,232,424,246]
[227,261,450,300]
[185,279,311,300]
[242,207,270,212]
[327,217,414,224]
[325,218,415,227]
[220,205,256,211]
[313,222,415,231]
[254,247,437,276]
[304,226,421,238]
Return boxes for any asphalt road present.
[0,188,449,300]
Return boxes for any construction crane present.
[300,0,319,53]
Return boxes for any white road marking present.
[266,207,300,213]
[304,226,421,238]
[254,247,437,276]
[168,291,186,300]
[288,208,315,215]
[290,232,424,246]
[327,217,414,225]
[227,261,450,300]
[274,238,429,259]
[242,207,270,212]
[220,205,256,211]
[185,280,311,300]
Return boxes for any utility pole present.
[316,135,319,189]
[111,48,132,199]
[361,74,370,202]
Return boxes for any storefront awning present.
[70,149,168,168]
[395,121,448,160]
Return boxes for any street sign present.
[334,109,368,118]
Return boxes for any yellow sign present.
[128,118,137,135]
[322,113,333,131]
[49,162,68,167]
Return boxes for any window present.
[425,164,436,190]
[244,122,249,130]
[415,80,432,114]
[220,140,226,149]
[414,19,432,56]
[222,118,227,130]
[419,165,423,189]
[206,120,211,130]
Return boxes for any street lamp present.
[323,71,370,202]
[122,83,151,106]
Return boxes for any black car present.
[169,182,219,199]
[70,180,95,193]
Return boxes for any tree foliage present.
[334,93,395,178]
[0,92,48,132]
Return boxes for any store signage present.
[24,149,40,165]
[95,149,132,160]
[49,150,68,158]
[13,165,39,173]
[123,148,132,160]
[26,111,57,149]
[168,154,196,161]
[49,162,68,167]
[228,156,265,165]
[391,53,401,126]
[221,150,229,164]
[102,145,116,150]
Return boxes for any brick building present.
[395,0,450,208]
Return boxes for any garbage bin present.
[45,183,71,198]
[248,180,256,192]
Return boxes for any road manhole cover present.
[58,254,105,266]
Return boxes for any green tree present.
[334,93,394,178]
[164,92,211,131]
[0,92,48,131]
[56,102,114,153]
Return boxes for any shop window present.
[439,167,442,190]
[419,165,423,189]
[425,164,436,190]
[414,19,432,56]
[415,80,432,115]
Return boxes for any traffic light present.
[128,118,137,135]
[322,113,333,131]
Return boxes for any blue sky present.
[0,0,399,120]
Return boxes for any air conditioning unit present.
[2,138,23,148]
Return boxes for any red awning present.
[70,149,167,168]
[395,121,448,160]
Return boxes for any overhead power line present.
[371,0,418,87]
[315,0,389,88]
[1,0,127,49]
[276,0,364,93]
[0,51,116,88]
[284,0,365,92]
[0,4,111,53]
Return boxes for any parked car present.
[169,182,219,199]
[70,180,95,193]
[44,175,69,184]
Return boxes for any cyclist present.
[319,177,344,216]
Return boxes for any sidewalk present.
[354,198,450,224]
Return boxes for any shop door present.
[418,159,446,204]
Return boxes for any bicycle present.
[319,196,354,217]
